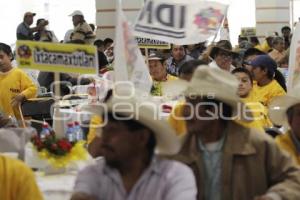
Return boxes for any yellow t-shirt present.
[168,97,268,136]
[87,115,102,144]
[168,101,187,136]
[0,155,43,200]
[238,92,273,129]
[252,80,286,107]
[151,74,177,96]
[255,41,271,53]
[0,68,37,119]
[276,132,300,166]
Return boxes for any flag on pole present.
[287,22,300,92]
[134,0,228,45]
[114,0,153,95]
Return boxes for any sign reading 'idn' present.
[134,0,228,45]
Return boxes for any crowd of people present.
[0,8,300,200]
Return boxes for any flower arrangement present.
[31,132,87,168]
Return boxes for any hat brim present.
[210,46,239,59]
[269,95,300,126]
[162,79,252,122]
[80,98,181,155]
[148,57,163,61]
[25,13,36,17]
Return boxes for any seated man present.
[209,40,239,71]
[232,67,273,130]
[71,97,197,200]
[171,66,300,200]
[0,155,43,200]
[270,84,300,165]
[148,52,177,96]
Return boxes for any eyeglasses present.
[217,52,233,60]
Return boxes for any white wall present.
[255,0,290,38]
[95,0,143,40]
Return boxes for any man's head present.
[181,67,245,135]
[148,52,167,81]
[242,48,265,72]
[210,40,238,71]
[178,60,208,81]
[23,12,36,26]
[250,55,277,82]
[232,67,253,98]
[272,37,285,53]
[0,43,13,72]
[69,10,84,26]
[94,39,105,52]
[104,38,114,51]
[250,36,260,46]
[36,18,48,31]
[281,26,291,38]
[83,97,180,163]
[183,97,232,135]
[287,104,300,138]
[100,113,156,168]
[171,44,186,62]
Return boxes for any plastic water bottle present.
[40,123,51,141]
[74,121,84,141]
[65,122,75,142]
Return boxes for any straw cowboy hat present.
[148,52,165,61]
[209,40,239,59]
[163,66,252,121]
[269,84,300,126]
[81,94,181,155]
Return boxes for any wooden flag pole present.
[145,48,149,66]
[54,72,61,99]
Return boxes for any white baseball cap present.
[69,10,84,17]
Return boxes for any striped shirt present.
[74,156,197,200]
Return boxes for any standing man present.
[16,12,47,40]
[281,26,291,50]
[69,10,95,44]
[172,66,300,200]
[71,97,197,200]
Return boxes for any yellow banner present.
[16,41,98,74]
[135,37,171,49]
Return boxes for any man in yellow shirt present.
[249,55,286,107]
[148,52,177,96]
[232,67,272,130]
[269,85,300,165]
[0,155,43,200]
[0,43,37,120]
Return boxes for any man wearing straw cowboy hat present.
[209,40,239,72]
[269,84,300,165]
[170,66,300,200]
[71,97,197,200]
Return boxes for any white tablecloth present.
[25,143,93,200]
[36,172,76,200]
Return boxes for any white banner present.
[134,0,228,45]
[114,0,153,95]
[287,22,300,92]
